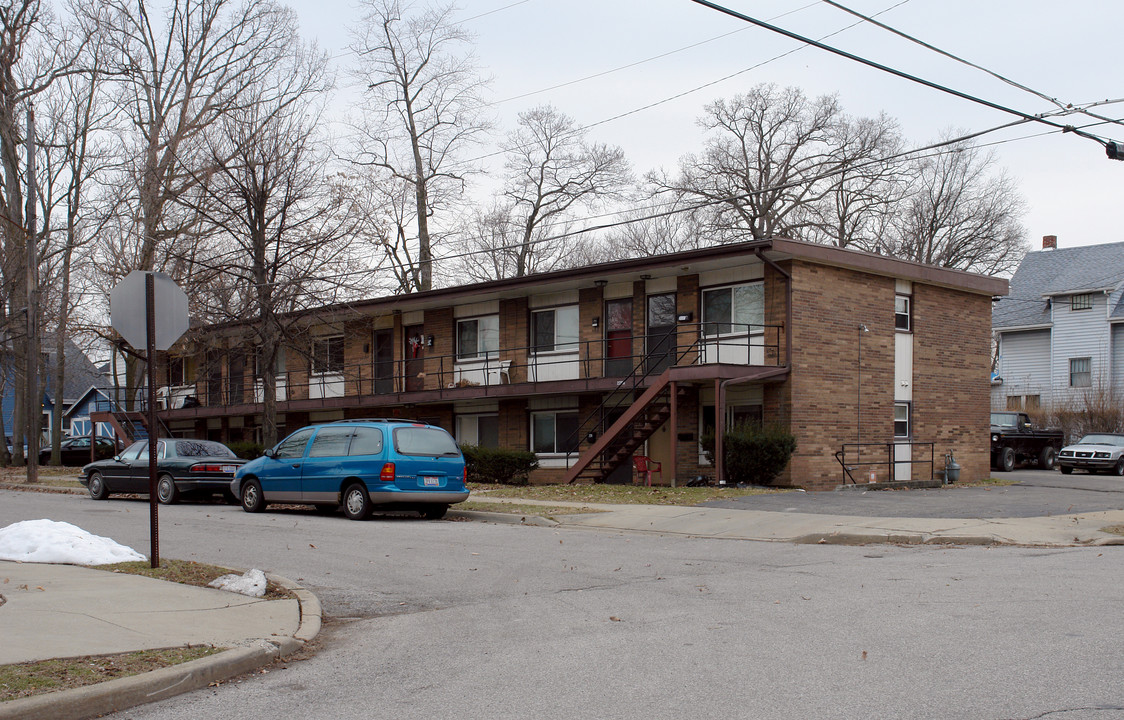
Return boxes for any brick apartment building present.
[148,238,1006,490]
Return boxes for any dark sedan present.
[39,436,118,466]
[81,438,246,504]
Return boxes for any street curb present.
[792,532,1002,546]
[0,482,84,495]
[450,509,559,527]
[0,572,320,720]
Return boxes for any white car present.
[1057,433,1124,475]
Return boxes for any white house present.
[992,236,1124,411]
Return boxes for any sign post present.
[110,271,189,568]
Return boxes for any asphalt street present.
[4,488,1124,720]
[703,467,1124,518]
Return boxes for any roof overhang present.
[993,324,1052,333]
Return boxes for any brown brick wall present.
[912,284,992,483]
[579,287,603,377]
[500,298,529,384]
[785,261,896,490]
[425,307,454,390]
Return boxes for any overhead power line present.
[686,0,1117,150]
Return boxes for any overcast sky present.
[291,0,1122,253]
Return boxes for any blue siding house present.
[992,236,1124,411]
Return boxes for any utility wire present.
[820,0,1124,131]
[687,0,1115,148]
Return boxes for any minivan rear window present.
[394,426,460,456]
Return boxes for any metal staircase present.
[90,397,170,447]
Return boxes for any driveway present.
[702,468,1124,518]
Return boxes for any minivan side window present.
[275,428,315,459]
[394,426,460,456]
[349,427,384,456]
[308,427,354,458]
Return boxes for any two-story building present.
[992,236,1124,413]
[151,238,1005,490]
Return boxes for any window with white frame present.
[894,403,911,438]
[702,282,764,336]
[1070,357,1092,387]
[531,306,579,354]
[895,295,911,332]
[456,413,499,448]
[311,336,344,374]
[1070,293,1093,311]
[457,316,499,360]
[531,410,580,454]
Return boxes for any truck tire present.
[1038,446,1056,471]
[999,447,1015,472]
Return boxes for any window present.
[895,295,911,331]
[702,282,764,336]
[532,306,579,354]
[174,440,235,458]
[394,426,461,456]
[531,411,580,454]
[312,336,344,374]
[1071,293,1093,311]
[168,356,193,385]
[349,427,384,456]
[1025,395,1040,410]
[894,403,911,438]
[1006,395,1023,411]
[1070,357,1092,387]
[275,428,314,459]
[457,316,499,360]
[308,427,354,457]
[456,414,499,448]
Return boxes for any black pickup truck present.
[990,412,1064,471]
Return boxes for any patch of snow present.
[208,568,267,597]
[0,519,146,565]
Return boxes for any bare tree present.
[349,0,490,291]
[460,105,630,281]
[183,49,357,447]
[86,0,313,403]
[882,134,1027,274]
[654,85,848,243]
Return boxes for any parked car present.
[232,419,469,520]
[990,412,1064,471]
[39,436,118,466]
[1057,434,1124,475]
[81,438,246,503]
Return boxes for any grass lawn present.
[0,647,221,702]
[0,466,83,489]
[468,482,791,506]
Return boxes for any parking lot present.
[703,467,1124,518]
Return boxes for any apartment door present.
[373,329,394,394]
[604,298,633,377]
[404,325,425,392]
[646,293,677,374]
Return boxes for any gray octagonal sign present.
[110,271,189,351]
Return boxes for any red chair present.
[632,456,662,486]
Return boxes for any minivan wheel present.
[88,471,109,501]
[421,505,448,520]
[156,474,179,505]
[240,479,265,513]
[343,483,372,521]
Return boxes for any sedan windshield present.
[1077,434,1124,446]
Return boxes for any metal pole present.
[25,105,39,482]
[146,273,160,568]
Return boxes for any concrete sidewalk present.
[0,562,321,720]
[462,497,1124,546]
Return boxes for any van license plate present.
[422,476,440,487]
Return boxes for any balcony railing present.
[159,322,783,410]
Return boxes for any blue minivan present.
[232,419,469,520]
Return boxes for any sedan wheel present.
[240,479,266,513]
[1059,465,1073,475]
[1114,459,1124,477]
[87,471,109,501]
[343,482,372,521]
[156,474,179,505]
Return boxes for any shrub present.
[1028,384,1124,444]
[460,445,539,485]
[226,441,265,460]
[700,422,796,486]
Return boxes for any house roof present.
[993,241,1124,329]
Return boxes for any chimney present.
[1042,235,1057,250]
